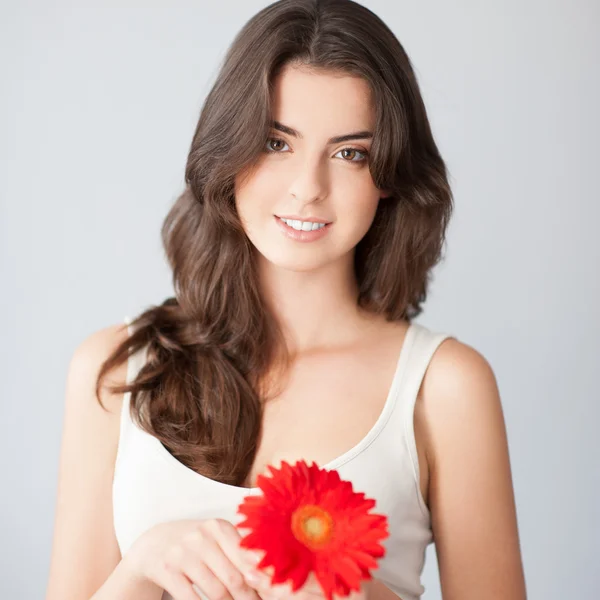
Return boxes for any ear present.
[379,189,393,199]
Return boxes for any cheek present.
[333,169,380,207]
[235,166,281,219]
[339,185,381,235]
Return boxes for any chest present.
[242,334,405,488]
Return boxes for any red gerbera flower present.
[237,459,389,600]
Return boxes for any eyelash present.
[264,137,370,163]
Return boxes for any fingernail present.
[245,570,260,585]
[248,552,263,566]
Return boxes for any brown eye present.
[265,138,288,152]
[336,148,369,163]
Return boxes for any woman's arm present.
[45,324,161,600]
[88,558,161,600]
[420,339,527,600]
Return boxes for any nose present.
[287,154,329,206]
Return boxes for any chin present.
[273,257,331,273]
[259,248,334,273]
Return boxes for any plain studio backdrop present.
[1,1,598,598]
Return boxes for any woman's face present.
[234,63,388,273]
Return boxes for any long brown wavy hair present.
[96,0,454,487]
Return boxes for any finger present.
[199,537,262,600]
[253,571,345,600]
[182,559,233,600]
[243,567,272,592]
[158,562,209,600]
[248,581,292,600]
[210,520,265,573]
[244,566,298,600]
[297,572,324,595]
[261,581,312,600]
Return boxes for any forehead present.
[270,64,375,131]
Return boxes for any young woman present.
[45,1,527,599]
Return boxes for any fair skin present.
[234,63,527,599]
[46,63,526,600]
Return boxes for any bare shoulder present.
[420,336,498,414]
[46,320,132,599]
[66,321,131,415]
[418,337,505,474]
[418,338,527,599]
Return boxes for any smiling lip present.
[275,214,332,224]
[274,215,332,242]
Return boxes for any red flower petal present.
[237,459,388,599]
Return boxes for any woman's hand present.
[120,518,266,600]
[244,567,373,600]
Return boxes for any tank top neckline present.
[138,321,418,494]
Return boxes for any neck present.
[257,251,379,354]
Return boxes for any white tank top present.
[113,316,454,600]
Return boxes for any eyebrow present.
[270,120,373,144]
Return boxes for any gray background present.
[2,0,598,598]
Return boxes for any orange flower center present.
[291,504,334,549]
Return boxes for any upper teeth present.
[279,218,327,231]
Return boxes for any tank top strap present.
[394,322,455,515]
[395,323,454,402]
